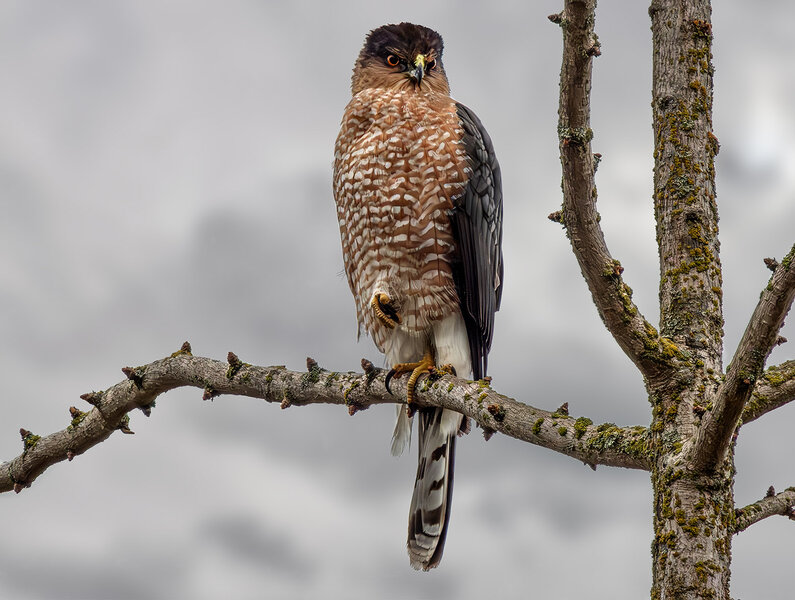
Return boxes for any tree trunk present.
[649,0,731,597]
[651,459,734,599]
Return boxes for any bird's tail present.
[391,404,412,456]
[407,407,462,570]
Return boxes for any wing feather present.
[449,102,503,380]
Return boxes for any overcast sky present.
[0,1,793,599]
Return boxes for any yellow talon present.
[385,349,435,409]
[370,292,401,329]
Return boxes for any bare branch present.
[734,487,795,534]
[1,346,652,494]
[555,0,680,384]
[742,360,795,424]
[694,245,795,471]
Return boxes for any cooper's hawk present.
[333,22,503,570]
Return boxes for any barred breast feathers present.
[333,89,470,348]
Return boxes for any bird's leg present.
[370,292,401,329]
[385,348,436,413]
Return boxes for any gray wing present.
[450,102,503,380]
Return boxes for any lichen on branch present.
[0,343,653,495]
[734,487,795,534]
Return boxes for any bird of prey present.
[333,22,503,570]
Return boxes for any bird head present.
[351,23,450,95]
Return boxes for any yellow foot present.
[385,350,436,412]
[370,292,401,329]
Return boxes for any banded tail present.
[407,407,463,570]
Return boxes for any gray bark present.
[0,348,650,495]
[554,0,795,598]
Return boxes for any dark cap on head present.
[360,22,443,62]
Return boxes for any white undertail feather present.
[391,405,412,457]
[385,326,424,456]
[432,312,472,378]
[386,313,470,570]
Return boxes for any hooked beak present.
[408,54,426,86]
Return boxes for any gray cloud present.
[199,512,311,574]
[0,1,792,599]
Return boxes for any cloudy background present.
[0,1,792,598]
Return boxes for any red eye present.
[386,54,400,67]
[427,58,437,71]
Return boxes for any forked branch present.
[1,344,651,495]
[554,0,680,385]
[694,245,795,471]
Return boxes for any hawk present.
[333,22,503,570]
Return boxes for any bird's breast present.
[334,88,470,341]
